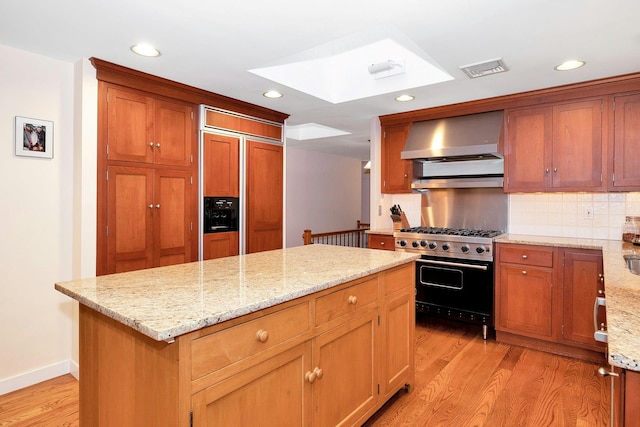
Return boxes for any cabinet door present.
[106,87,154,164]
[552,100,604,190]
[312,309,378,427]
[202,133,239,197]
[192,342,312,426]
[153,170,191,267]
[561,249,606,350]
[497,265,553,339]
[381,124,412,194]
[380,289,414,400]
[153,99,194,167]
[106,166,154,273]
[504,107,552,191]
[246,140,283,254]
[202,232,239,260]
[612,93,640,189]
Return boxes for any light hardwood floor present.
[0,317,609,427]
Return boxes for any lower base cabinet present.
[202,232,239,260]
[79,263,415,426]
[495,243,606,361]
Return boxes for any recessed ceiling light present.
[263,90,283,99]
[130,43,160,57]
[395,94,415,102]
[555,60,585,71]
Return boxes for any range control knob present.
[461,245,470,253]
[442,243,451,251]
[399,240,407,247]
[420,240,428,247]
[428,242,437,250]
[476,246,486,254]
[412,241,419,248]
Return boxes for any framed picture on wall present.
[15,116,54,159]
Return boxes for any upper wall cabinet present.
[505,99,605,192]
[611,92,640,190]
[381,124,412,194]
[106,86,194,167]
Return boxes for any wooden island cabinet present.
[56,245,417,427]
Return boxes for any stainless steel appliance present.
[394,187,508,340]
[203,197,239,234]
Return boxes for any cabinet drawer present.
[315,277,378,325]
[191,302,310,380]
[368,234,395,251]
[499,244,554,267]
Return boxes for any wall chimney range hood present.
[401,110,506,189]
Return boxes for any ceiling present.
[1,0,639,160]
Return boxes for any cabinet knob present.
[404,173,408,178]
[149,142,154,148]
[313,367,323,379]
[155,204,160,209]
[380,241,385,246]
[348,295,358,305]
[305,370,317,383]
[553,168,558,173]
[522,271,527,275]
[156,143,161,148]
[521,254,528,259]
[545,168,550,175]
[598,289,604,295]
[256,329,269,343]
[148,204,154,209]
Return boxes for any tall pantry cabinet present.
[98,84,197,275]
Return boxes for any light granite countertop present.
[495,234,640,372]
[365,228,395,236]
[55,245,418,342]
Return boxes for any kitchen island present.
[55,244,418,427]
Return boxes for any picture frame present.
[15,116,53,159]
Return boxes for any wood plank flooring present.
[365,317,609,427]
[0,317,609,426]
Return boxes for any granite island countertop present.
[55,244,418,342]
[495,234,640,372]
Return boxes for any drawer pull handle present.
[348,295,358,305]
[380,241,385,246]
[256,329,269,343]
[521,255,528,259]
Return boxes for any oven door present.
[415,255,493,323]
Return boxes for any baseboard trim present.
[0,360,74,395]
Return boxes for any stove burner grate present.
[399,227,503,238]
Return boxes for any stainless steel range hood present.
[401,110,505,189]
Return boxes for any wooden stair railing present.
[302,221,370,248]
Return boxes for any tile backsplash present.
[509,192,640,240]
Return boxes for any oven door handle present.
[416,258,488,271]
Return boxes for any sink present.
[623,254,640,275]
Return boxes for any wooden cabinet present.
[246,140,283,254]
[381,124,412,194]
[612,92,640,190]
[368,233,395,251]
[495,243,606,361]
[496,244,556,340]
[202,133,239,197]
[78,263,415,426]
[505,99,605,192]
[98,83,197,276]
[202,232,239,260]
[106,86,193,167]
[106,166,191,273]
[561,248,606,351]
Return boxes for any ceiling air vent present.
[460,58,509,79]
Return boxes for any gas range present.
[394,227,505,261]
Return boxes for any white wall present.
[0,44,77,394]
[285,147,362,248]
